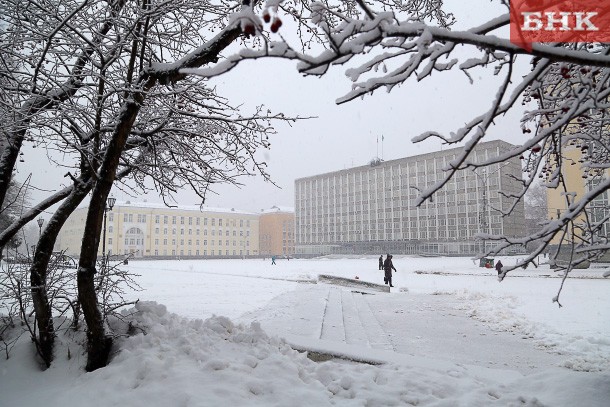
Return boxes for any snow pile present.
[456,290,610,372]
[3,300,610,406]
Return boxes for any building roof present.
[260,205,295,214]
[99,200,259,216]
[295,139,517,182]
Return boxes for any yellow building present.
[57,201,260,258]
[259,206,295,257]
[547,143,610,246]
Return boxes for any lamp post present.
[37,217,44,238]
[102,196,116,265]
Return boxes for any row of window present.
[108,213,253,228]
[298,228,503,242]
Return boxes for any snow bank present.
[3,301,609,406]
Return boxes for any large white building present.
[57,201,260,258]
[294,140,526,255]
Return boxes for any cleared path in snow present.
[240,283,567,374]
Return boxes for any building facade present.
[57,202,260,258]
[547,144,610,249]
[259,206,295,257]
[295,140,526,255]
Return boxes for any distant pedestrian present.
[495,260,503,276]
[379,255,383,270]
[271,256,276,265]
[384,254,397,287]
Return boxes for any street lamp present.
[37,217,44,238]
[102,196,116,265]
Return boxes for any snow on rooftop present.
[110,200,259,216]
[260,205,294,214]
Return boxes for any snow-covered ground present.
[1,256,609,406]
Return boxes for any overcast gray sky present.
[17,0,533,215]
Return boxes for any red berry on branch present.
[271,17,282,33]
[243,23,256,36]
[531,144,542,153]
[263,11,271,23]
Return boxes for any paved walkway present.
[239,282,567,374]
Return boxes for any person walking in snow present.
[271,255,276,265]
[495,260,503,276]
[379,255,383,270]
[384,254,397,287]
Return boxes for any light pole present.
[102,196,116,265]
[37,217,44,238]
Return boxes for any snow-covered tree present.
[0,0,302,370]
[190,0,610,283]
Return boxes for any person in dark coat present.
[495,260,503,276]
[379,255,383,270]
[383,254,397,287]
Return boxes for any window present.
[219,219,223,226]
[155,215,160,224]
[109,213,114,222]
[212,219,216,226]
[164,216,168,224]
[172,216,176,225]
[180,217,184,225]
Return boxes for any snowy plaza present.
[2,256,609,406]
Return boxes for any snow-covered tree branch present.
[189,0,610,283]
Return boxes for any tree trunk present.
[29,176,92,367]
[0,127,26,213]
[77,97,144,371]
